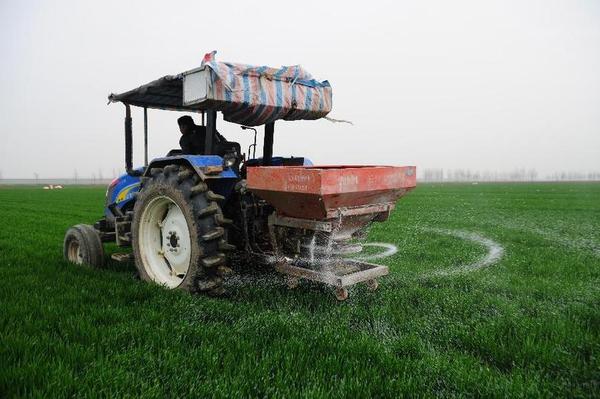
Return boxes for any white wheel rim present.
[138,196,191,288]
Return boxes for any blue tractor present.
[64,65,311,296]
[63,55,413,300]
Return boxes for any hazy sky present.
[1,0,599,178]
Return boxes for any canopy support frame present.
[124,104,133,174]
[263,122,274,166]
[205,110,217,155]
[144,107,148,166]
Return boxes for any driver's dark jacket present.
[179,126,206,155]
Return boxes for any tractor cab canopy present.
[109,51,332,173]
[109,51,332,126]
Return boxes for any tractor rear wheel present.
[132,165,230,296]
[63,224,105,268]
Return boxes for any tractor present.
[63,52,416,300]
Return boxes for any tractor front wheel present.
[63,224,105,268]
[132,165,230,296]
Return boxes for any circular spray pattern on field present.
[351,242,399,261]
[420,228,505,277]
[348,229,505,278]
[225,228,506,293]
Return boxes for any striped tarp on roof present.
[108,52,332,126]
[200,51,332,126]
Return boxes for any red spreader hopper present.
[246,165,416,220]
[246,165,416,301]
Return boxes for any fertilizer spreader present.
[248,165,415,300]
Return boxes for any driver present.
[177,115,240,159]
[177,116,205,155]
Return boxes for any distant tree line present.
[0,168,120,184]
[420,168,600,182]
[1,167,599,184]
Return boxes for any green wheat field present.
[1,183,598,397]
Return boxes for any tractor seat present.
[166,149,183,157]
[215,140,241,157]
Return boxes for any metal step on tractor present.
[63,52,416,300]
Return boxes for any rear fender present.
[145,155,239,198]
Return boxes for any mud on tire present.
[132,164,231,296]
